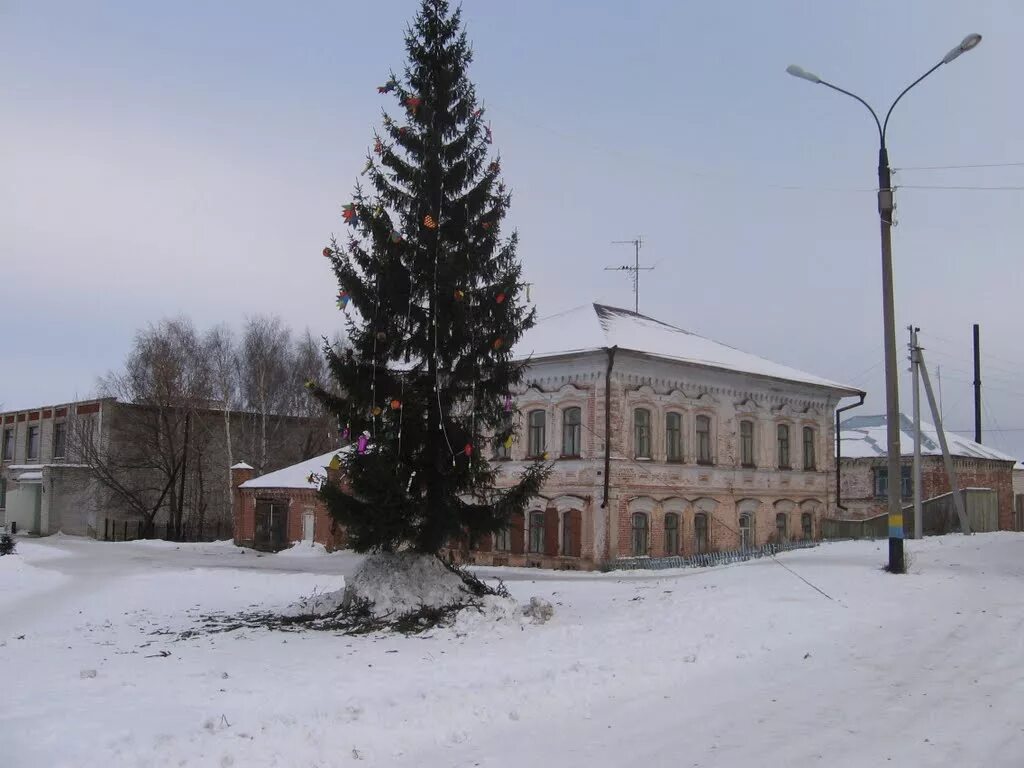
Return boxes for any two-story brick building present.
[472,303,863,569]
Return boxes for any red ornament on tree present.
[404,95,422,113]
[463,443,473,457]
[390,399,402,410]
[322,246,332,258]
[496,292,505,304]
[342,204,357,224]
[492,337,504,350]
[374,138,383,154]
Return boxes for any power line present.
[894,161,1024,171]
[896,184,1024,191]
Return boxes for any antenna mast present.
[606,237,653,313]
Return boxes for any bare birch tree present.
[239,315,291,474]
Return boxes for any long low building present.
[837,413,1019,532]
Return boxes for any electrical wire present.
[893,161,1024,171]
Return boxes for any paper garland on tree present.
[342,204,357,225]
[336,290,351,309]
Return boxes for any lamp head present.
[942,33,982,64]
[786,64,822,84]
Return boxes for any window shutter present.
[568,509,582,557]
[544,508,559,556]
[510,511,525,555]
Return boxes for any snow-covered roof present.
[230,462,254,470]
[1014,461,1024,472]
[14,470,43,482]
[839,414,1018,462]
[239,449,350,490]
[515,303,861,395]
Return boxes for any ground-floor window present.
[664,513,679,555]
[739,513,753,551]
[801,512,813,540]
[528,511,545,553]
[776,512,788,544]
[694,513,709,554]
[495,525,511,552]
[631,512,649,556]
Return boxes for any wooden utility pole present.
[918,347,971,534]
[973,323,982,444]
[909,326,923,539]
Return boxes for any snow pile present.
[278,541,331,558]
[449,594,524,635]
[523,596,555,624]
[343,552,477,618]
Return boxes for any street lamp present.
[787,33,982,574]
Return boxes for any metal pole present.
[911,326,923,539]
[918,349,971,534]
[878,147,905,571]
[973,323,982,444]
[634,240,639,313]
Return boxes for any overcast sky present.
[3,1,1022,458]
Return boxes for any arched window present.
[776,512,788,544]
[562,407,581,457]
[562,508,582,557]
[666,412,683,462]
[694,512,709,553]
[740,420,755,467]
[777,424,791,469]
[739,512,754,550]
[631,512,649,556]
[528,511,545,553]
[664,512,679,555]
[527,410,546,458]
[696,415,712,464]
[803,427,816,470]
[801,511,813,541]
[634,408,651,459]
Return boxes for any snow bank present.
[278,541,331,558]
[344,552,478,617]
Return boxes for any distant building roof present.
[239,449,349,491]
[515,303,861,395]
[230,462,254,470]
[839,414,1017,462]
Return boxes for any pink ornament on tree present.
[357,431,370,454]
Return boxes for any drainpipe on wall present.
[836,393,866,512]
[601,346,618,509]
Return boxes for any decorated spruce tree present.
[315,0,548,555]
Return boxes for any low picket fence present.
[604,538,819,572]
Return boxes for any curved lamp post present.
[787,33,981,574]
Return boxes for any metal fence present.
[603,539,820,572]
[101,517,230,543]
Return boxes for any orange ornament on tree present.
[390,399,402,410]
[492,337,504,350]
[423,214,438,229]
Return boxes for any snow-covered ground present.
[2,534,1023,767]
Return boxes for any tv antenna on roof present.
[606,237,653,313]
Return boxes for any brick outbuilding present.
[232,452,349,552]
